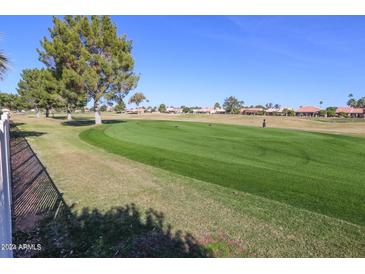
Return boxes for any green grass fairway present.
[80,120,365,226]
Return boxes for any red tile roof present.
[296,106,320,113]
[336,107,364,114]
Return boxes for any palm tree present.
[0,50,7,80]
[347,93,357,107]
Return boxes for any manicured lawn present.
[12,114,365,257]
[80,120,365,226]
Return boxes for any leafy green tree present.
[274,103,281,109]
[214,102,221,109]
[0,50,7,80]
[100,105,107,112]
[38,17,87,120]
[128,92,146,113]
[326,107,337,117]
[338,112,348,118]
[0,93,30,111]
[17,68,62,118]
[182,106,191,113]
[158,104,166,113]
[223,96,244,114]
[57,69,87,120]
[283,109,295,116]
[319,110,327,117]
[0,93,12,109]
[38,16,139,124]
[114,100,125,112]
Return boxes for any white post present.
[0,111,13,258]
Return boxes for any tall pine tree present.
[38,16,139,124]
[17,68,62,118]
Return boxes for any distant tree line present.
[0,92,30,111]
[124,95,365,116]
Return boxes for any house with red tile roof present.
[296,106,320,117]
[336,107,364,118]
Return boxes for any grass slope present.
[80,120,365,226]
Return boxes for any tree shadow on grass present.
[11,122,25,127]
[10,122,210,258]
[50,115,67,120]
[14,204,211,258]
[62,119,126,127]
[10,130,46,139]
[10,123,46,139]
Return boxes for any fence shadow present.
[10,124,210,258]
[10,125,70,257]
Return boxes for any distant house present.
[296,106,320,117]
[336,107,364,118]
[126,108,145,114]
[265,108,278,115]
[211,108,226,114]
[240,108,264,115]
[191,107,226,114]
[166,107,183,114]
[265,107,294,116]
[192,108,214,114]
[126,108,138,114]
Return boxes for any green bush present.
[319,110,327,117]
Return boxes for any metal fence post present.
[0,112,13,258]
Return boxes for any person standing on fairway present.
[262,119,266,128]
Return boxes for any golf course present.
[2,14,365,263]
[12,113,365,257]
[80,120,365,226]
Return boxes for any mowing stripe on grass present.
[79,120,365,225]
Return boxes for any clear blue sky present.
[0,15,365,108]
